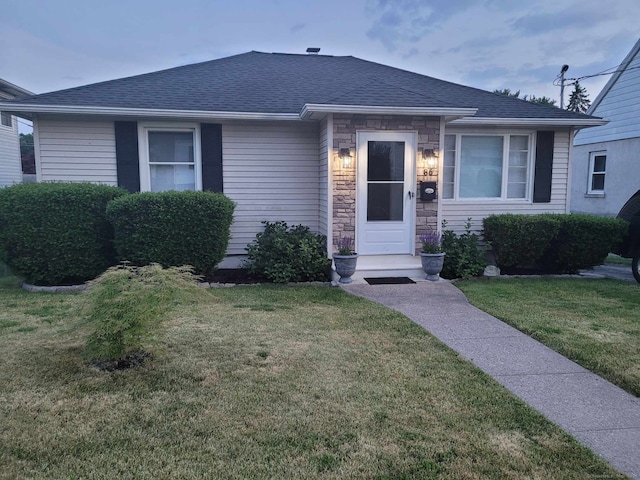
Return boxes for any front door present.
[357,131,416,255]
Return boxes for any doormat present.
[364,277,416,285]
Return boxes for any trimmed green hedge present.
[106,191,235,277]
[483,215,561,269]
[484,213,628,273]
[0,182,127,285]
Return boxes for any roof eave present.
[301,103,477,120]
[448,117,608,128]
[0,79,34,98]
[0,103,301,121]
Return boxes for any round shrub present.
[0,182,127,285]
[245,221,331,283]
[106,191,235,277]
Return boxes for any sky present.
[2,0,639,133]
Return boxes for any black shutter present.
[200,123,223,192]
[533,131,554,203]
[114,121,140,193]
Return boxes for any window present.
[442,133,532,200]
[588,151,606,194]
[1,112,12,128]
[139,125,201,192]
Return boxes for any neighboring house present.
[0,50,604,278]
[0,78,32,187]
[572,38,640,217]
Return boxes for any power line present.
[553,64,640,86]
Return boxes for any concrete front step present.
[334,254,425,280]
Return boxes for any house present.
[572,38,640,218]
[0,78,32,187]
[0,50,605,278]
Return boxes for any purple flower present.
[336,235,355,255]
[420,231,442,254]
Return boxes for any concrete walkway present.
[343,280,640,479]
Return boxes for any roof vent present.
[306,47,321,55]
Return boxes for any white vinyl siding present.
[222,121,320,255]
[0,113,22,187]
[318,117,329,236]
[442,129,570,235]
[571,138,640,216]
[36,119,117,184]
[574,46,640,145]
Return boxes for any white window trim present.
[443,131,536,202]
[138,122,202,192]
[587,150,606,195]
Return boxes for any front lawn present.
[0,277,625,479]
[457,278,640,397]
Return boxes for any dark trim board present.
[114,121,140,193]
[533,130,554,203]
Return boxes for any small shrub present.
[484,214,561,269]
[245,221,331,283]
[441,219,486,279]
[84,263,201,362]
[107,191,235,278]
[0,182,127,285]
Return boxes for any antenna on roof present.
[306,47,321,55]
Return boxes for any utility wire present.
[553,64,640,86]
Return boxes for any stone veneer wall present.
[332,114,440,255]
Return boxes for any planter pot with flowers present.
[420,231,446,281]
[333,235,358,284]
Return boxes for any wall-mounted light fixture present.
[422,148,438,176]
[340,148,352,169]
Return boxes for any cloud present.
[365,0,477,51]
[402,47,420,59]
[290,23,305,33]
[511,7,610,35]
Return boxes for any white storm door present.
[357,132,416,255]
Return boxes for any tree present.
[525,95,557,106]
[19,133,35,175]
[493,88,520,98]
[566,81,591,113]
[19,133,34,157]
[493,89,557,107]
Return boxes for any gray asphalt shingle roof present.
[11,51,595,120]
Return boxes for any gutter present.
[0,103,301,121]
[301,103,478,119]
[448,117,608,128]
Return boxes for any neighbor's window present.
[443,133,532,200]
[588,151,606,194]
[139,125,201,192]
[0,112,12,128]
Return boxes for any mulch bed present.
[205,269,265,284]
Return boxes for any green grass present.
[605,253,633,266]
[458,278,640,397]
[0,277,627,479]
